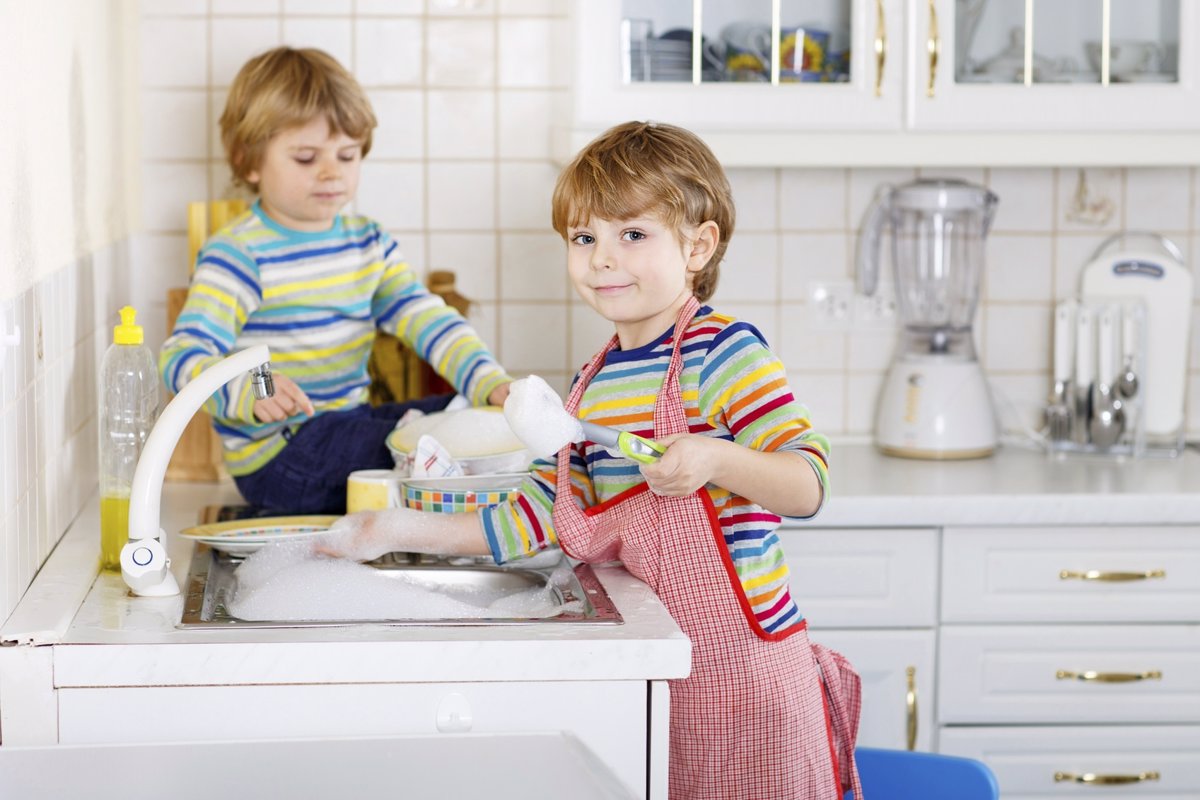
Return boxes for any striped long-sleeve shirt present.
[160,202,511,476]
[480,306,830,635]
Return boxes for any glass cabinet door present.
[571,0,902,136]
[954,0,1179,86]
[911,0,1199,131]
[621,0,852,85]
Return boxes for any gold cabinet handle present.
[1060,569,1165,582]
[1055,771,1161,785]
[904,665,917,750]
[1056,669,1163,683]
[873,0,886,97]
[925,0,939,97]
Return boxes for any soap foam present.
[503,375,582,458]
[229,540,564,622]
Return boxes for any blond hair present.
[220,47,377,191]
[551,121,734,302]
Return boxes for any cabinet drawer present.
[779,528,938,627]
[942,527,1200,623]
[938,625,1200,724]
[939,725,1200,798]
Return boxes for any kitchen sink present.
[179,546,623,629]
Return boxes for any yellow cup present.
[346,469,402,513]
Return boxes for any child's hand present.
[314,509,411,562]
[487,382,512,407]
[638,433,724,497]
[253,374,315,422]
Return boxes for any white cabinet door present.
[938,625,1200,725]
[942,526,1200,624]
[939,725,1200,799]
[58,681,651,797]
[564,0,904,158]
[782,528,938,628]
[909,0,1200,131]
[809,629,936,752]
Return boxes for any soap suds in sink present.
[229,540,563,622]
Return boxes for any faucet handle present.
[250,362,275,400]
[120,535,180,596]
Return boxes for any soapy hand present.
[638,433,723,497]
[314,510,412,562]
[253,373,315,422]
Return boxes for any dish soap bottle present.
[99,306,159,571]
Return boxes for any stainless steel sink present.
[179,546,623,629]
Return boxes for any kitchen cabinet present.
[55,680,654,791]
[559,0,1200,166]
[782,528,938,752]
[936,524,1200,798]
[939,726,1200,797]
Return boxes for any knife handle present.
[1053,300,1075,386]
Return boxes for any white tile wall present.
[0,243,125,623]
[132,0,1199,445]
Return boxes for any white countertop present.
[5,442,1199,686]
[812,442,1200,527]
[3,482,691,687]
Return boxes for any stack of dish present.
[626,31,724,83]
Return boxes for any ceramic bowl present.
[402,474,525,513]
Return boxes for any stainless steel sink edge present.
[179,545,623,629]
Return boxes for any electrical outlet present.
[807,281,898,331]
[853,289,898,329]
[807,281,855,330]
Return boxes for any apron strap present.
[555,297,702,495]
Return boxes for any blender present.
[856,179,999,459]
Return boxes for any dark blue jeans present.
[234,394,454,514]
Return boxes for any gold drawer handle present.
[1059,569,1165,582]
[905,666,917,751]
[925,0,939,97]
[1056,669,1162,683]
[1054,771,1161,785]
[873,0,886,97]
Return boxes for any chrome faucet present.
[121,345,274,596]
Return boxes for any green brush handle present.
[579,421,665,464]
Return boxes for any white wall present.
[0,1,139,622]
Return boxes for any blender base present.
[874,356,998,460]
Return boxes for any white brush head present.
[503,375,583,458]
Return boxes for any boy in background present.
[161,47,512,514]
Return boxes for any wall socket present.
[807,280,897,331]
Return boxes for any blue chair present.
[846,747,1000,800]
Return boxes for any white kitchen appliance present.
[1080,232,1193,452]
[857,179,999,459]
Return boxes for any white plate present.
[387,408,525,458]
[180,515,338,555]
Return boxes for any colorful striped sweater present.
[480,306,830,635]
[160,202,511,477]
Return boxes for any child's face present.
[247,116,363,232]
[566,214,717,350]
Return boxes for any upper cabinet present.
[558,0,1200,166]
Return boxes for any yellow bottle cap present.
[113,306,144,345]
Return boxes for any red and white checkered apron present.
[553,298,863,800]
